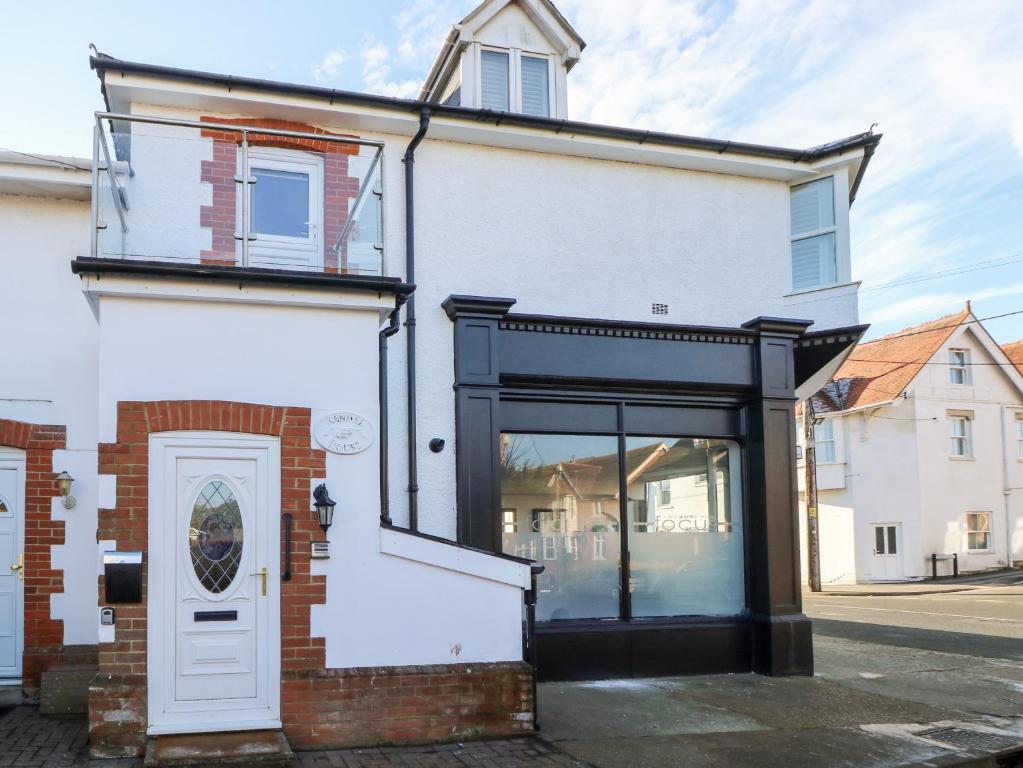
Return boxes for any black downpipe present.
[378,307,401,525]
[403,108,431,530]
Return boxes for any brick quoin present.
[0,418,68,693]
[90,400,326,757]
[198,118,361,272]
[89,400,534,757]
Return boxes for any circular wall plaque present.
[315,412,374,455]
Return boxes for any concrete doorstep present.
[536,634,1023,768]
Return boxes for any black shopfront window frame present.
[499,390,752,629]
[442,295,846,679]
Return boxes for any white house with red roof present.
[799,304,1023,584]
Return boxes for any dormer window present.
[479,47,552,117]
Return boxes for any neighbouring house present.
[0,0,881,759]
[798,305,1023,585]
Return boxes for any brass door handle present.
[10,554,23,581]
[252,566,267,596]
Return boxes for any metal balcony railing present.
[91,112,387,276]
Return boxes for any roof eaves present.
[90,55,878,166]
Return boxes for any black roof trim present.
[796,323,870,347]
[503,311,762,340]
[380,522,538,567]
[91,55,882,169]
[71,257,415,297]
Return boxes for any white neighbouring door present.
[0,457,24,680]
[149,434,280,734]
[870,523,904,581]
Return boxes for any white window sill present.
[966,549,994,555]
[949,455,975,461]
[784,280,861,299]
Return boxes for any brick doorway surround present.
[0,418,73,693]
[89,400,533,758]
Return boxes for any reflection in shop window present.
[499,432,744,622]
[500,433,621,621]
[626,437,744,617]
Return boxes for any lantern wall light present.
[312,483,336,538]
[56,471,76,510]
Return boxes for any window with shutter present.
[790,177,837,290]
[520,55,550,117]
[480,49,510,111]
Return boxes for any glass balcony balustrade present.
[92,113,386,276]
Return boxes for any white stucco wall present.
[0,193,98,646]
[400,139,858,537]
[91,283,527,666]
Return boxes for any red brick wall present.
[0,418,67,692]
[285,662,535,749]
[198,118,361,272]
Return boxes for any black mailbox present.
[103,551,143,603]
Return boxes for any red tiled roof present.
[812,306,971,413]
[1004,339,1023,374]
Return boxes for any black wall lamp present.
[313,484,336,538]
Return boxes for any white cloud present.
[312,48,348,84]
[360,35,421,99]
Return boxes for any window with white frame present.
[949,349,970,385]
[949,415,972,457]
[790,177,837,291]
[658,479,671,505]
[479,47,552,117]
[966,511,991,551]
[1017,419,1023,459]
[814,419,836,463]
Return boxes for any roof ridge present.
[859,306,970,346]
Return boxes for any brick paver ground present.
[0,706,585,768]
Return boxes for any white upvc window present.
[478,46,554,117]
[814,419,836,463]
[966,511,992,551]
[949,415,972,457]
[949,349,970,385]
[1017,419,1023,460]
[790,177,838,291]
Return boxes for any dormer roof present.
[418,0,585,103]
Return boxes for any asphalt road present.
[803,577,1023,660]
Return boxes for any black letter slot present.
[194,610,238,622]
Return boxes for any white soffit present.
[0,157,91,201]
[104,75,863,183]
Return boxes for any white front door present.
[244,148,324,271]
[870,523,904,581]
[149,434,280,734]
[0,459,24,679]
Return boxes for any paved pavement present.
[0,705,584,768]
[538,635,1023,768]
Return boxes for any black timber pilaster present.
[442,295,517,549]
[741,316,815,676]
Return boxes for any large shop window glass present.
[500,432,745,622]
[500,434,621,621]
[625,437,744,617]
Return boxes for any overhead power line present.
[784,251,1023,307]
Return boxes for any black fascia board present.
[71,257,415,298]
[90,55,882,168]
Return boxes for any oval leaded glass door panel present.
[189,480,243,594]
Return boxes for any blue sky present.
[4,0,1022,344]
